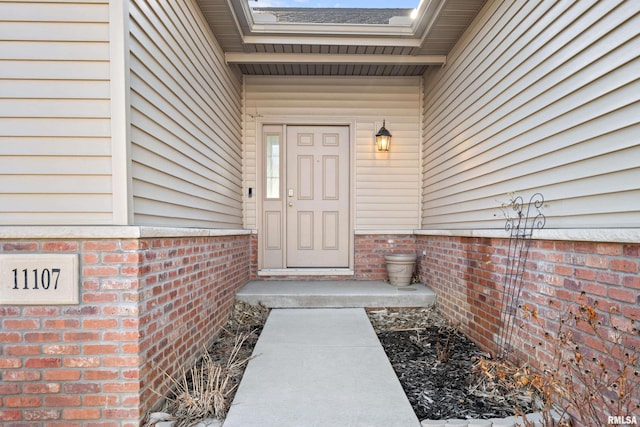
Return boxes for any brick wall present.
[416,234,640,384]
[252,234,418,281]
[354,234,417,280]
[0,233,251,426]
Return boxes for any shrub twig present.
[475,299,639,426]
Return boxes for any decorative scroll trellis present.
[497,192,546,359]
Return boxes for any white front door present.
[285,126,350,267]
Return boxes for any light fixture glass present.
[375,120,392,152]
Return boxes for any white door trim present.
[256,117,356,272]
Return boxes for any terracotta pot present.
[384,253,416,287]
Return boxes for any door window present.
[265,134,281,199]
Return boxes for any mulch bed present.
[368,307,540,421]
[144,301,270,427]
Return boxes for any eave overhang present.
[225,53,446,66]
[196,0,486,76]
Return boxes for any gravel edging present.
[149,414,222,427]
[420,409,564,426]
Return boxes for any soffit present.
[196,0,486,76]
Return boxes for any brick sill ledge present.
[415,228,640,244]
[2,226,638,243]
[0,225,252,239]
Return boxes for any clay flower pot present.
[384,253,417,287]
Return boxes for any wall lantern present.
[375,120,392,152]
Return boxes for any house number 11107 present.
[1,254,78,305]
[12,268,61,290]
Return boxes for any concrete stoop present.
[236,280,436,308]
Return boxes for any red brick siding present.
[354,234,417,280]
[0,234,250,426]
[253,234,418,281]
[137,236,250,416]
[416,234,640,374]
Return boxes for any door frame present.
[255,117,356,273]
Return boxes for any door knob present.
[289,202,294,207]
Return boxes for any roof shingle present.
[252,7,412,25]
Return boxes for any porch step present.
[222,308,421,427]
[235,280,436,308]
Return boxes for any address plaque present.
[0,254,79,305]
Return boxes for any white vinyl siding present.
[244,76,422,231]
[129,0,243,228]
[421,0,640,230]
[0,1,112,225]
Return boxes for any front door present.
[285,126,350,267]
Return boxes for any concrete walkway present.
[223,308,421,427]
